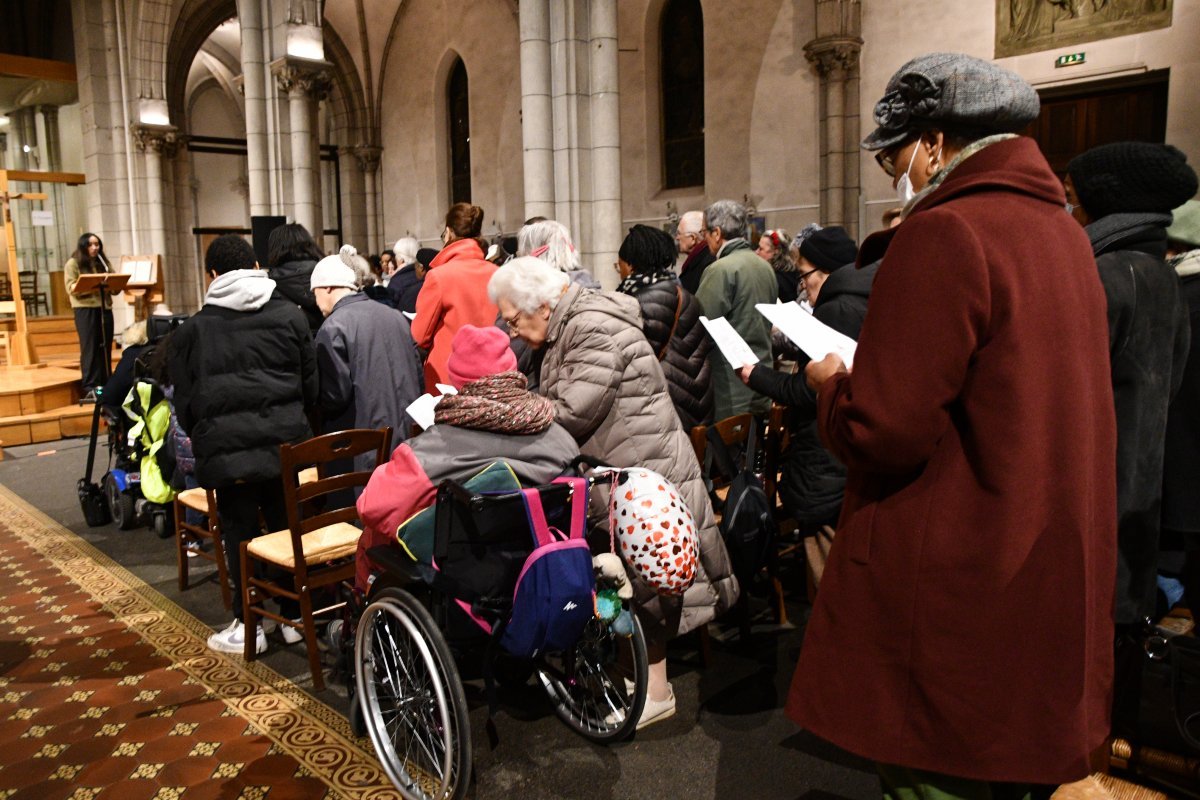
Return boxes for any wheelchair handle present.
[570,454,615,472]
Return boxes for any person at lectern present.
[64,232,114,402]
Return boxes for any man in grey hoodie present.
[170,234,318,655]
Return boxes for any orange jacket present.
[410,238,498,387]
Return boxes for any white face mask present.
[895,145,919,205]
[895,141,942,205]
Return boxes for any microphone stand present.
[94,253,113,386]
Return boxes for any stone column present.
[237,0,270,216]
[40,105,72,270]
[131,123,179,260]
[272,57,332,239]
[354,146,382,255]
[589,0,621,290]
[804,0,862,239]
[13,108,40,273]
[519,0,555,221]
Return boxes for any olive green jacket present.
[694,239,778,420]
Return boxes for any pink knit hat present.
[445,324,518,388]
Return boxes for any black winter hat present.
[416,247,439,269]
[799,226,857,272]
[1067,142,1198,219]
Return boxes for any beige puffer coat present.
[538,283,738,639]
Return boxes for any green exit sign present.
[1055,53,1086,67]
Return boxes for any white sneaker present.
[636,686,676,730]
[207,620,267,655]
[280,622,305,645]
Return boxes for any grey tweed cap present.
[862,52,1041,151]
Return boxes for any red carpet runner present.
[0,485,399,799]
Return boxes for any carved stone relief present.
[996,0,1172,58]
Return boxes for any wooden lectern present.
[72,272,130,385]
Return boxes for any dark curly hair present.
[618,224,677,273]
[205,234,257,275]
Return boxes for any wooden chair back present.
[17,270,48,315]
[279,427,392,541]
[242,426,392,690]
[689,413,756,494]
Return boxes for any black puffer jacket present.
[747,260,877,530]
[1088,213,1191,624]
[169,271,319,489]
[269,258,323,333]
[624,279,713,430]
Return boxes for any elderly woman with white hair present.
[488,256,738,730]
[387,236,423,311]
[516,219,601,289]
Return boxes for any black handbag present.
[1141,626,1200,753]
[1115,621,1200,755]
[77,477,110,527]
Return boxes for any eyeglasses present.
[798,268,820,284]
[503,311,523,333]
[875,148,900,178]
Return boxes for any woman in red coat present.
[796,53,1117,794]
[411,203,499,387]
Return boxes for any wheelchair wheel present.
[537,612,648,743]
[355,587,471,800]
[103,473,137,531]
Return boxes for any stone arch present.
[186,74,245,134]
[133,0,174,101]
[324,22,369,148]
[165,0,238,130]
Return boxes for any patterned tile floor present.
[0,485,399,800]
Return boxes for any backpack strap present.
[657,285,684,361]
[552,475,588,540]
[706,425,742,479]
[520,488,557,549]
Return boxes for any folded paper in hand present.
[405,384,459,431]
[699,316,760,368]
[756,303,856,369]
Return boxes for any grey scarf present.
[1084,212,1172,256]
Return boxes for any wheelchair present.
[353,475,649,800]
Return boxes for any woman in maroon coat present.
[796,53,1117,793]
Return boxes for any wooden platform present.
[0,314,82,366]
[0,363,101,452]
[0,364,81,415]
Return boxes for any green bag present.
[396,461,521,564]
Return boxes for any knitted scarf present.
[617,267,677,296]
[434,371,556,434]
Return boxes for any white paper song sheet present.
[405,393,443,431]
[406,385,459,430]
[699,316,760,368]
[756,302,857,369]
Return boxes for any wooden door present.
[1025,70,1169,176]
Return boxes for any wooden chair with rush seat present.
[173,487,231,610]
[241,428,392,690]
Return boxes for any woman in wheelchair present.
[355,326,653,799]
[490,256,738,731]
[355,324,579,593]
